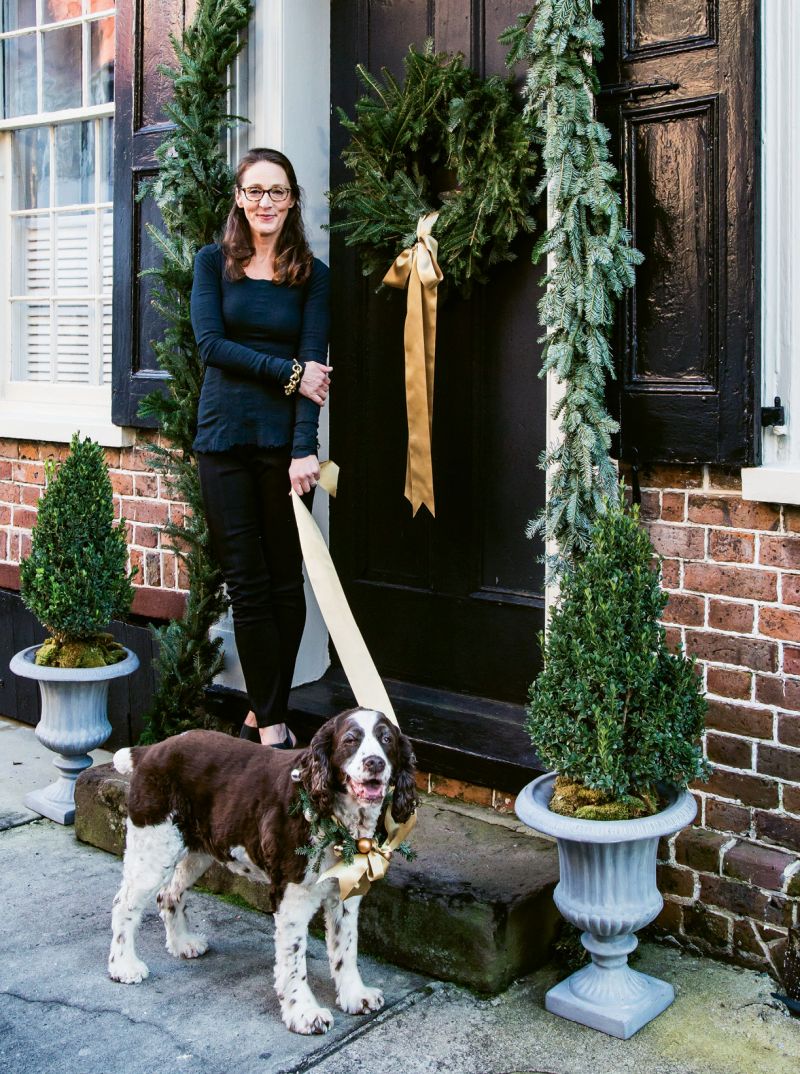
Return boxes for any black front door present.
[329,2,547,705]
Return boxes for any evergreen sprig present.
[502,3,644,569]
[136,0,253,742]
[291,787,416,872]
[329,42,538,295]
[527,490,709,809]
[20,434,134,654]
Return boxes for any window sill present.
[0,401,135,448]
[741,465,800,506]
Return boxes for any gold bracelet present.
[284,359,303,397]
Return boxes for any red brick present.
[657,863,695,898]
[414,771,430,793]
[705,798,751,835]
[0,481,21,503]
[0,461,10,480]
[109,472,133,496]
[723,840,795,889]
[134,473,159,498]
[663,592,705,626]
[120,498,169,526]
[674,827,727,872]
[129,549,143,584]
[16,441,40,460]
[645,522,705,560]
[640,464,704,489]
[760,535,800,570]
[19,485,41,507]
[684,562,777,601]
[664,626,683,652]
[733,918,763,958]
[0,505,10,527]
[785,507,800,534]
[706,733,753,769]
[683,904,730,946]
[708,529,755,563]
[177,560,190,591]
[706,699,773,738]
[661,492,686,522]
[777,713,800,748]
[684,630,778,672]
[103,448,121,468]
[19,533,31,558]
[654,900,683,933]
[699,874,768,917]
[133,524,158,549]
[785,647,800,675]
[782,574,800,607]
[660,558,681,588]
[765,892,794,928]
[0,531,7,560]
[12,506,36,529]
[119,447,153,472]
[757,744,800,782]
[688,495,780,531]
[706,667,752,700]
[755,810,800,854]
[707,466,743,492]
[701,769,779,809]
[707,599,754,633]
[639,490,660,520]
[784,785,800,815]
[756,677,800,712]
[0,438,20,458]
[11,461,45,485]
[759,606,800,642]
[144,551,161,587]
[161,551,177,589]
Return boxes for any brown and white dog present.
[107,708,417,1034]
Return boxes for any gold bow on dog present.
[382,211,443,518]
[317,809,418,901]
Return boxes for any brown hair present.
[221,148,314,286]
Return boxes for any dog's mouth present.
[347,777,387,802]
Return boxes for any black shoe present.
[239,723,261,743]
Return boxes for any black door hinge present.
[761,396,786,428]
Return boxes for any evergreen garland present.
[328,42,538,295]
[136,0,253,742]
[502,2,643,569]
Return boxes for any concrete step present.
[75,763,560,994]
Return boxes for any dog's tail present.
[112,747,135,775]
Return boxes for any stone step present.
[75,763,560,994]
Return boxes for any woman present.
[190,148,331,747]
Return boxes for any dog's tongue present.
[349,779,384,801]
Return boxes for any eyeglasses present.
[239,185,292,204]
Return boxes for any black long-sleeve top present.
[190,243,330,456]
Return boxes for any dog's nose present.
[363,755,386,776]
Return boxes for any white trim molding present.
[743,0,800,502]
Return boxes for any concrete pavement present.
[1,717,799,1074]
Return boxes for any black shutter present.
[111,0,197,427]
[599,0,759,465]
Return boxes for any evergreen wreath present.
[136,0,253,742]
[328,41,539,295]
[502,2,644,569]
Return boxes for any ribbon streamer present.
[291,472,417,898]
[382,211,443,517]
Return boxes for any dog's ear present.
[296,719,336,817]
[391,731,418,824]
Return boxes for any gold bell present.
[357,838,373,855]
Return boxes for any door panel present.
[329,1,546,704]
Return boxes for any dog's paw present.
[108,954,150,984]
[283,1004,334,1035]
[337,985,384,1015]
[166,933,209,960]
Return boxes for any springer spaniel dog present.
[107,708,417,1035]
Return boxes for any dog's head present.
[295,708,418,824]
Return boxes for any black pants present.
[196,446,311,728]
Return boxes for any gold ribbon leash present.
[382,211,442,518]
[291,467,417,898]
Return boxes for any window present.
[0,1,124,442]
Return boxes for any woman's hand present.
[289,455,321,496]
[299,361,332,405]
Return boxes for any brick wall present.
[0,435,190,618]
[633,463,800,977]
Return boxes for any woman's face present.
[235,160,296,244]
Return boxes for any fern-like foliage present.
[136,0,253,742]
[329,41,538,296]
[501,2,643,570]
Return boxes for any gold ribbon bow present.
[382,211,443,517]
[317,809,418,901]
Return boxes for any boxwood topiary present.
[527,489,710,819]
[20,434,135,667]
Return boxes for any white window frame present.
[0,2,131,446]
[741,0,800,504]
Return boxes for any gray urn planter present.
[10,644,139,825]
[516,771,696,1040]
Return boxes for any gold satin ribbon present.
[382,211,443,517]
[291,470,418,899]
[317,810,418,901]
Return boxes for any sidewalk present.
[1,716,799,1074]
